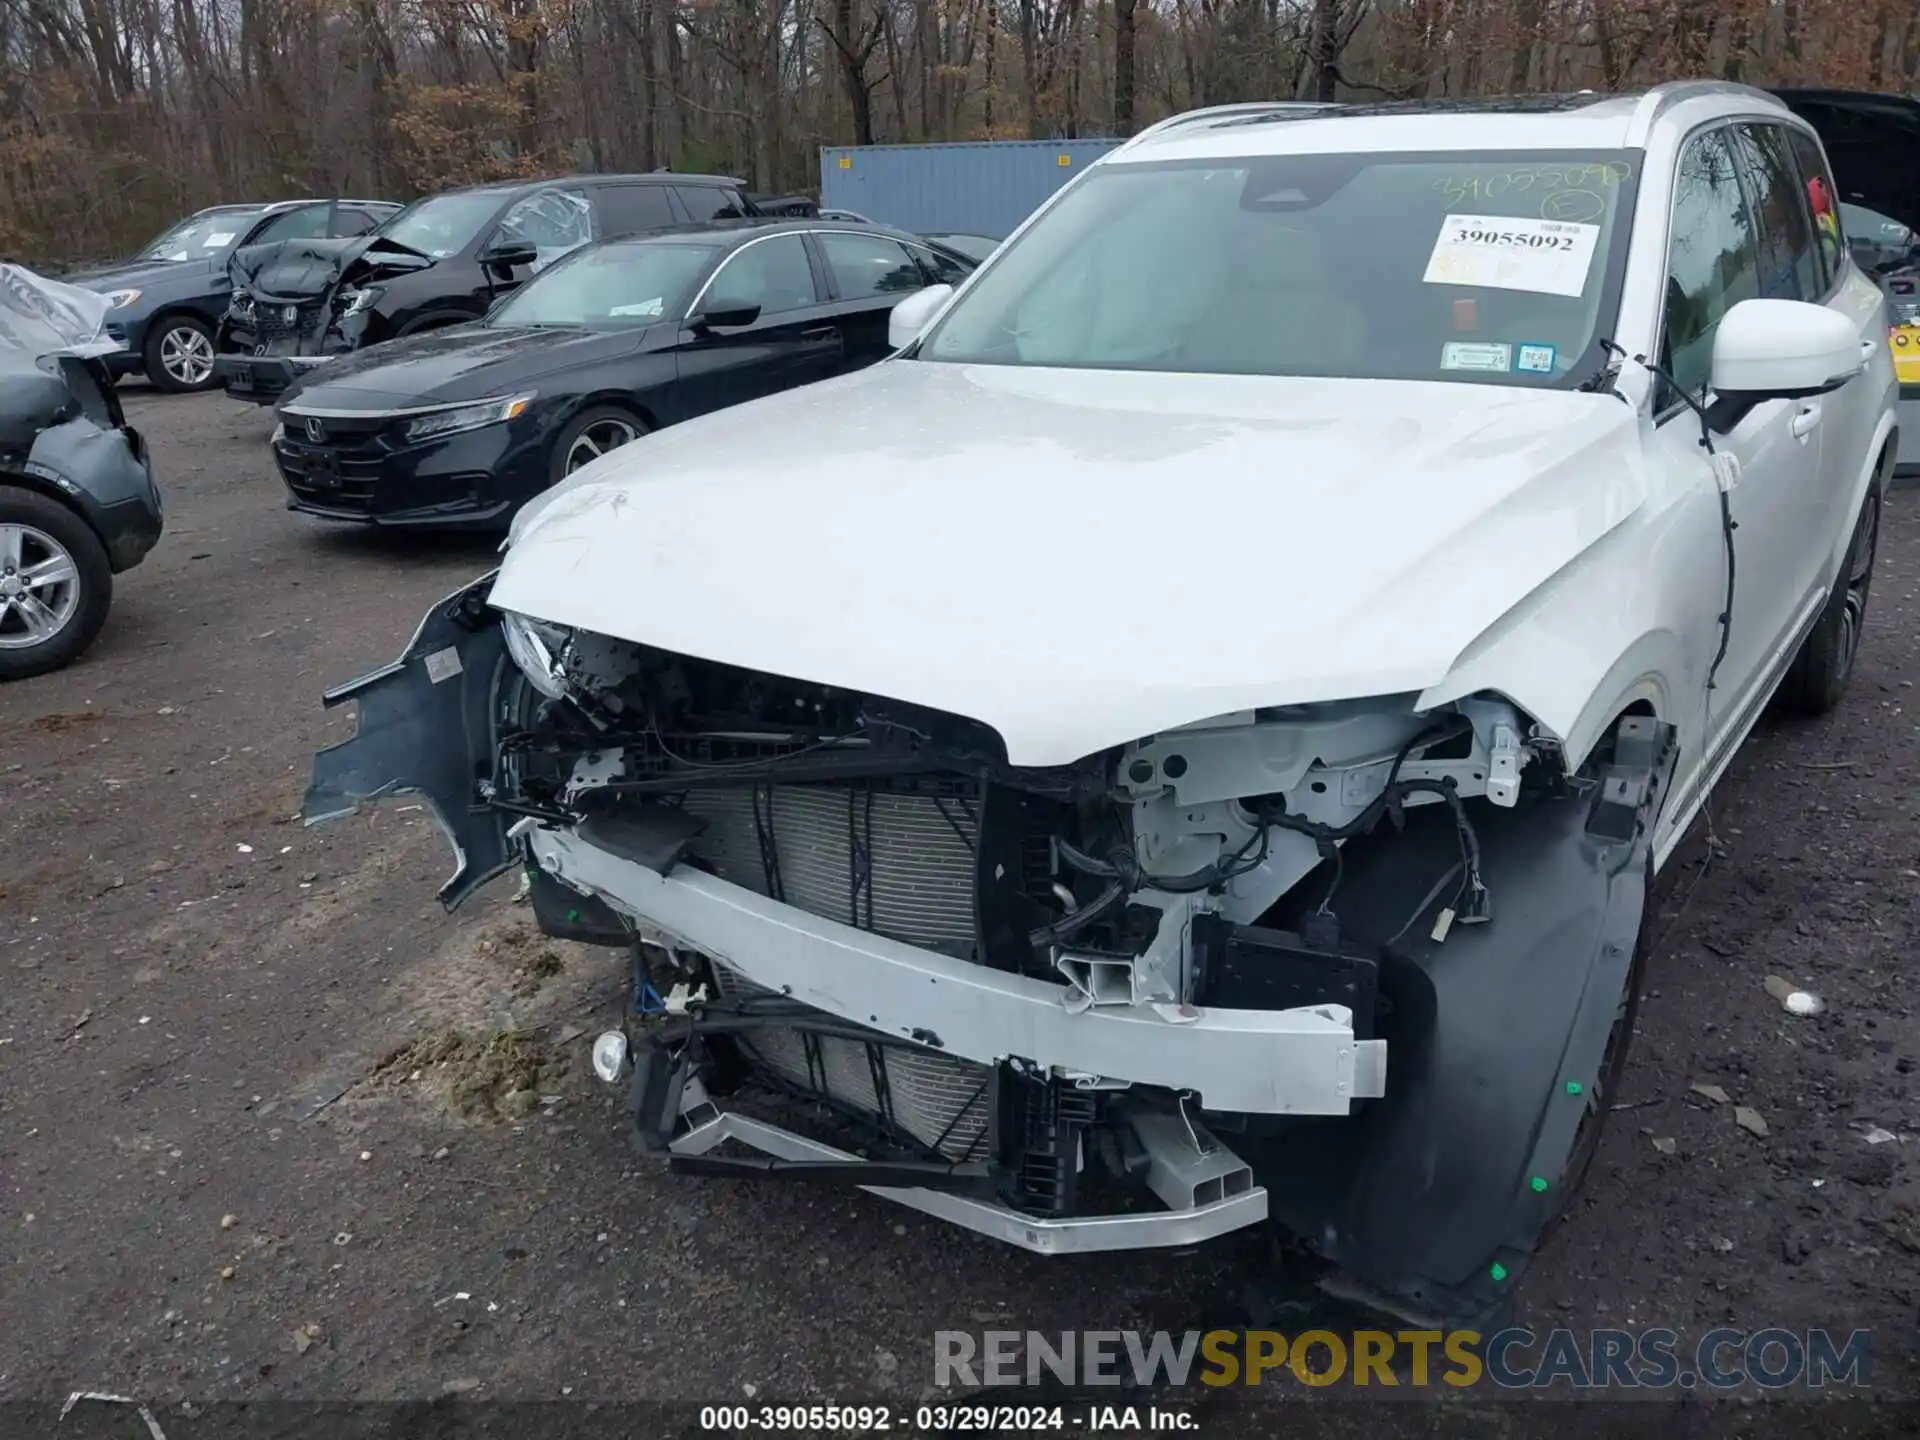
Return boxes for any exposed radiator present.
[678,779,992,1161]
[678,781,979,950]
[710,962,994,1162]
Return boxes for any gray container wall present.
[820,140,1125,237]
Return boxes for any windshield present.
[374,191,507,259]
[138,210,265,261]
[919,150,1640,386]
[485,240,719,328]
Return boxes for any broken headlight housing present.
[337,286,381,319]
[228,294,255,322]
[499,608,571,699]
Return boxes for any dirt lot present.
[2,388,1917,1431]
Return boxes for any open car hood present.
[1771,89,1920,238]
[228,235,434,302]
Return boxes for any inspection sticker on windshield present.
[1441,342,1512,373]
[203,232,235,248]
[1423,214,1600,297]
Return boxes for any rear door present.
[1774,123,1891,504]
[671,232,843,416]
[810,230,931,369]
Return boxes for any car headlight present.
[401,393,535,445]
[103,288,142,310]
[499,609,571,700]
[229,294,255,320]
[338,287,381,318]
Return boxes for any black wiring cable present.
[1598,336,1738,698]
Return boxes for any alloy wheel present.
[160,326,214,386]
[0,523,82,650]
[564,417,638,475]
[1836,494,1880,672]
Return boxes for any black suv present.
[214,173,759,404]
[64,199,398,392]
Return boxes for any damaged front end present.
[308,575,1673,1323]
[215,237,433,403]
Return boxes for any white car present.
[309,83,1897,1323]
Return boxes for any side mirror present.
[1707,299,1861,429]
[888,283,954,350]
[479,240,539,270]
[688,301,761,331]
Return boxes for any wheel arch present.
[563,391,659,432]
[0,469,109,546]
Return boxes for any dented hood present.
[491,361,1648,767]
[229,235,431,301]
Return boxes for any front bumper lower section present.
[526,822,1386,1120]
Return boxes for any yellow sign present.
[838,155,852,169]
[1058,154,1072,166]
[1891,325,1920,386]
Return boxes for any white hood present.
[491,361,1647,767]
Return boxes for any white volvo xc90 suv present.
[307,83,1897,1324]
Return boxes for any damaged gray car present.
[0,266,163,680]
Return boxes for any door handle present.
[799,326,837,342]
[1789,404,1822,440]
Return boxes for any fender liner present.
[302,572,520,908]
[1250,715,1677,1325]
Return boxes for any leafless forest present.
[4,0,1918,263]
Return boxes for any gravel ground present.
[1,389,1916,1434]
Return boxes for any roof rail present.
[1625,80,1787,146]
[1116,101,1342,155]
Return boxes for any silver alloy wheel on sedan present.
[563,417,639,474]
[0,522,82,649]
[159,325,214,386]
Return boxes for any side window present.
[1784,128,1845,284]
[1733,124,1823,303]
[906,242,971,288]
[497,188,595,271]
[816,232,925,301]
[598,185,677,237]
[677,186,747,223]
[250,205,332,245]
[1661,128,1763,404]
[332,208,383,238]
[702,235,819,317]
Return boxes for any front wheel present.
[548,406,648,486]
[144,314,218,393]
[1778,483,1881,716]
[0,486,115,681]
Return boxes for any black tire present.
[547,405,649,488]
[0,485,115,681]
[142,313,218,393]
[1778,482,1882,716]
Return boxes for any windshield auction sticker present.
[1424,214,1600,297]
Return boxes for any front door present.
[674,233,844,417]
[1653,124,1824,762]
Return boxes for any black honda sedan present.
[269,219,978,529]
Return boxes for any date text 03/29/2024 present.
[698,1405,1192,1433]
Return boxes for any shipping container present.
[820,139,1125,238]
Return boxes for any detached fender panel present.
[1254,717,1677,1324]
[303,572,518,907]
